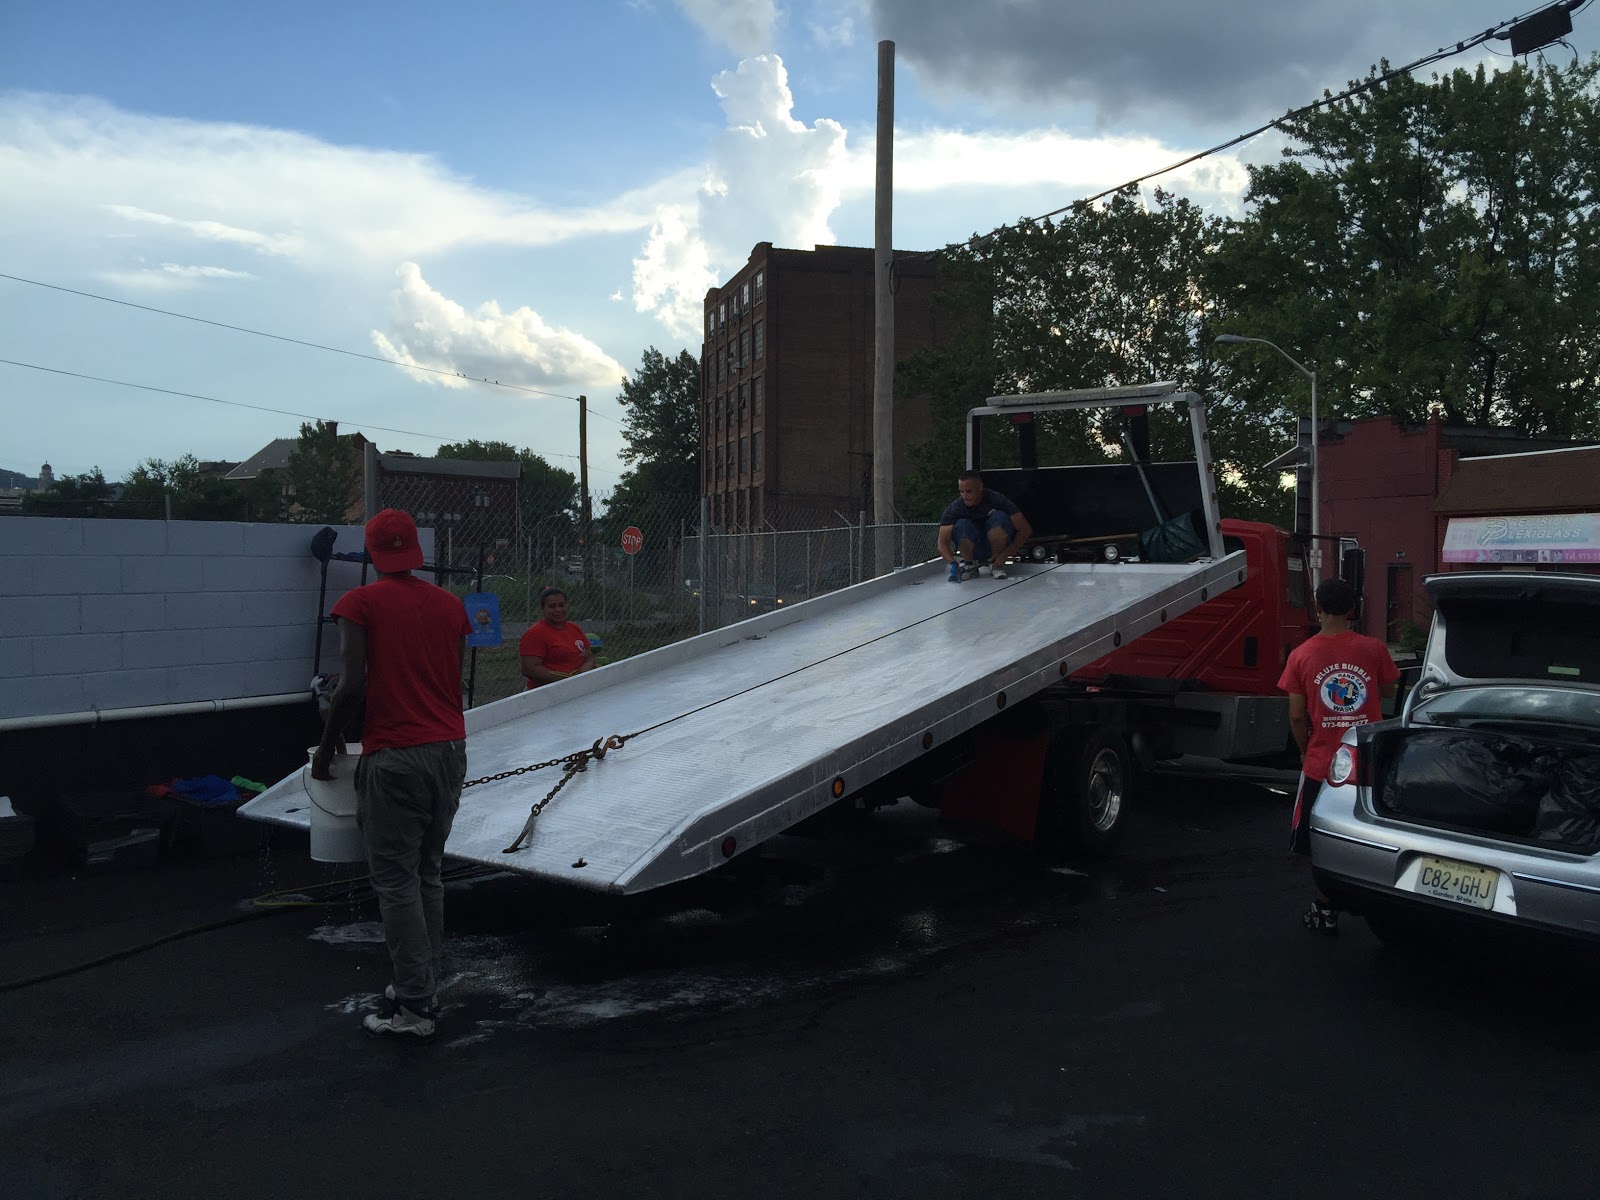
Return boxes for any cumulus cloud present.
[0,93,659,272]
[868,0,1514,125]
[371,263,626,399]
[628,55,850,337]
[675,0,779,56]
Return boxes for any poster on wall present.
[1442,513,1600,564]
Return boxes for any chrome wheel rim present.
[1086,748,1125,832]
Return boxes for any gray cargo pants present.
[355,739,468,1012]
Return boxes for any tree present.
[121,455,251,521]
[615,347,700,497]
[1210,57,1600,439]
[602,348,701,579]
[434,440,580,547]
[284,420,364,524]
[900,189,1292,524]
[21,467,118,517]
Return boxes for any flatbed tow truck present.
[242,383,1332,892]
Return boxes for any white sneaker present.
[991,565,1008,580]
[977,563,991,576]
[363,1004,436,1040]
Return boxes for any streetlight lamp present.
[1215,333,1320,557]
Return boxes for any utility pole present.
[872,39,896,578]
[578,394,591,585]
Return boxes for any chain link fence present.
[372,457,943,708]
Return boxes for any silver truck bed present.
[240,553,1245,894]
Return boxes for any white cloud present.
[627,55,850,338]
[370,263,627,399]
[0,93,661,273]
[810,17,856,49]
[99,262,257,290]
[675,0,778,55]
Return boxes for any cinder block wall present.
[0,518,434,722]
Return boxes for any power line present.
[0,356,591,465]
[901,1,1588,264]
[0,270,623,424]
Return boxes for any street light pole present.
[1214,333,1320,555]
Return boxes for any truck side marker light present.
[721,836,737,859]
[997,692,1008,709]
[1113,632,1122,647]
[831,777,845,797]
[1237,570,1244,583]
[922,732,934,751]
[1201,588,1209,601]
[1160,609,1168,622]
[1059,662,1068,677]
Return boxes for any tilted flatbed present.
[241,383,1244,893]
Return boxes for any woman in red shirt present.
[519,586,597,689]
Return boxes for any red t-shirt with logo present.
[1278,630,1400,781]
[331,574,471,752]
[519,619,590,688]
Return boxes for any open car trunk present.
[1366,724,1600,854]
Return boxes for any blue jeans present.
[953,513,1015,562]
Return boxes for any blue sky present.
[0,0,1582,494]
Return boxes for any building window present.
[740,330,750,369]
[754,269,764,300]
[752,375,763,415]
[738,381,748,423]
[754,320,764,359]
[740,436,749,476]
[725,397,733,431]
[716,442,725,480]
[752,430,762,473]
[740,281,750,310]
[717,349,724,383]
[707,311,714,336]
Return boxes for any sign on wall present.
[1442,513,1600,564]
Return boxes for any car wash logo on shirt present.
[1316,663,1370,715]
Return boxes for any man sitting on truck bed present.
[938,471,1032,581]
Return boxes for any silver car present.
[1311,572,1600,944]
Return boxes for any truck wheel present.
[1039,728,1132,859]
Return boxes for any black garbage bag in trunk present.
[1534,753,1600,854]
[1378,731,1552,835]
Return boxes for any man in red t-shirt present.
[518,586,596,689]
[1278,576,1400,935]
[312,509,471,1040]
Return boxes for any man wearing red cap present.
[312,509,472,1041]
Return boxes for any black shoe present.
[1302,901,1339,936]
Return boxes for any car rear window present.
[1442,598,1600,683]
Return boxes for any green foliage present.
[434,439,579,535]
[900,189,1291,522]
[598,347,701,574]
[122,455,251,521]
[1212,57,1600,439]
[285,420,364,524]
[21,468,118,517]
[614,347,700,496]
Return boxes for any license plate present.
[1413,856,1498,910]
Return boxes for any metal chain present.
[461,733,632,855]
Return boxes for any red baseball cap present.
[365,508,424,572]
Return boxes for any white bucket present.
[303,745,365,863]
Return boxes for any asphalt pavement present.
[4,773,1600,1199]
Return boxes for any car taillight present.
[1328,744,1360,786]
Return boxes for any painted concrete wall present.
[0,518,435,721]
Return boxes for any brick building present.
[375,454,521,569]
[700,243,951,529]
[1315,416,1594,642]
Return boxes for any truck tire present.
[1038,727,1132,859]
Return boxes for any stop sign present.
[621,526,644,555]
